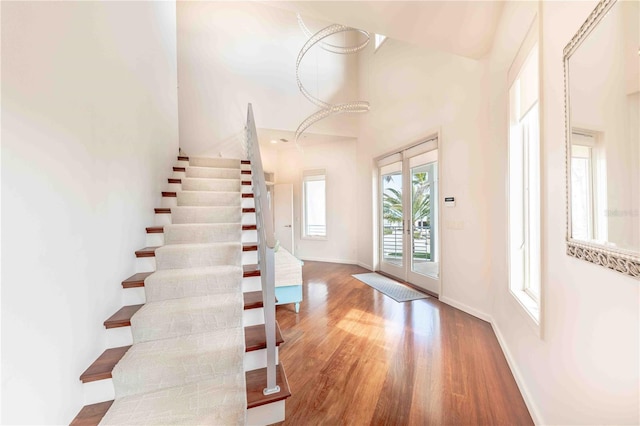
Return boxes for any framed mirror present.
[564,0,640,279]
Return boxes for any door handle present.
[284,225,292,228]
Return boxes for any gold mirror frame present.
[563,0,640,279]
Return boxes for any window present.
[374,34,387,51]
[571,138,595,240]
[508,37,541,324]
[303,170,326,238]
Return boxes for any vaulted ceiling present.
[266,1,505,60]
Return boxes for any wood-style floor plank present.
[274,261,533,425]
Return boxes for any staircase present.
[71,153,291,425]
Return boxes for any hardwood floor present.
[275,262,533,425]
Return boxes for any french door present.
[378,140,440,295]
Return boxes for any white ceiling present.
[265,1,505,60]
[258,128,356,150]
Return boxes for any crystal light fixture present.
[295,15,370,143]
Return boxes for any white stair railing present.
[245,103,280,395]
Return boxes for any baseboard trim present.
[490,321,543,425]
[356,262,373,271]
[439,296,492,323]
[298,257,358,265]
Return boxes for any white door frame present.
[376,134,442,296]
[274,183,294,253]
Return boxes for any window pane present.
[304,177,326,237]
[382,169,403,266]
[411,161,438,278]
[571,156,592,240]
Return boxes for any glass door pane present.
[381,163,404,267]
[410,160,439,279]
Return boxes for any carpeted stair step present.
[146,224,257,234]
[105,292,265,327]
[134,243,256,261]
[169,178,251,186]
[101,373,247,425]
[153,207,254,227]
[73,364,290,426]
[177,191,241,207]
[121,267,259,291]
[129,293,243,343]
[163,223,242,244]
[111,327,245,398]
[189,157,241,169]
[105,305,282,348]
[186,166,241,180]
[154,242,241,269]
[181,178,241,192]
[114,288,262,326]
[171,206,241,224]
[156,207,254,214]
[81,323,283,383]
[144,265,242,302]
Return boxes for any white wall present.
[487,1,639,424]
[177,1,359,159]
[1,2,178,424]
[354,38,492,317]
[274,141,359,264]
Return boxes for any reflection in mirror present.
[565,0,640,276]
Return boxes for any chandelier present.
[295,15,371,143]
